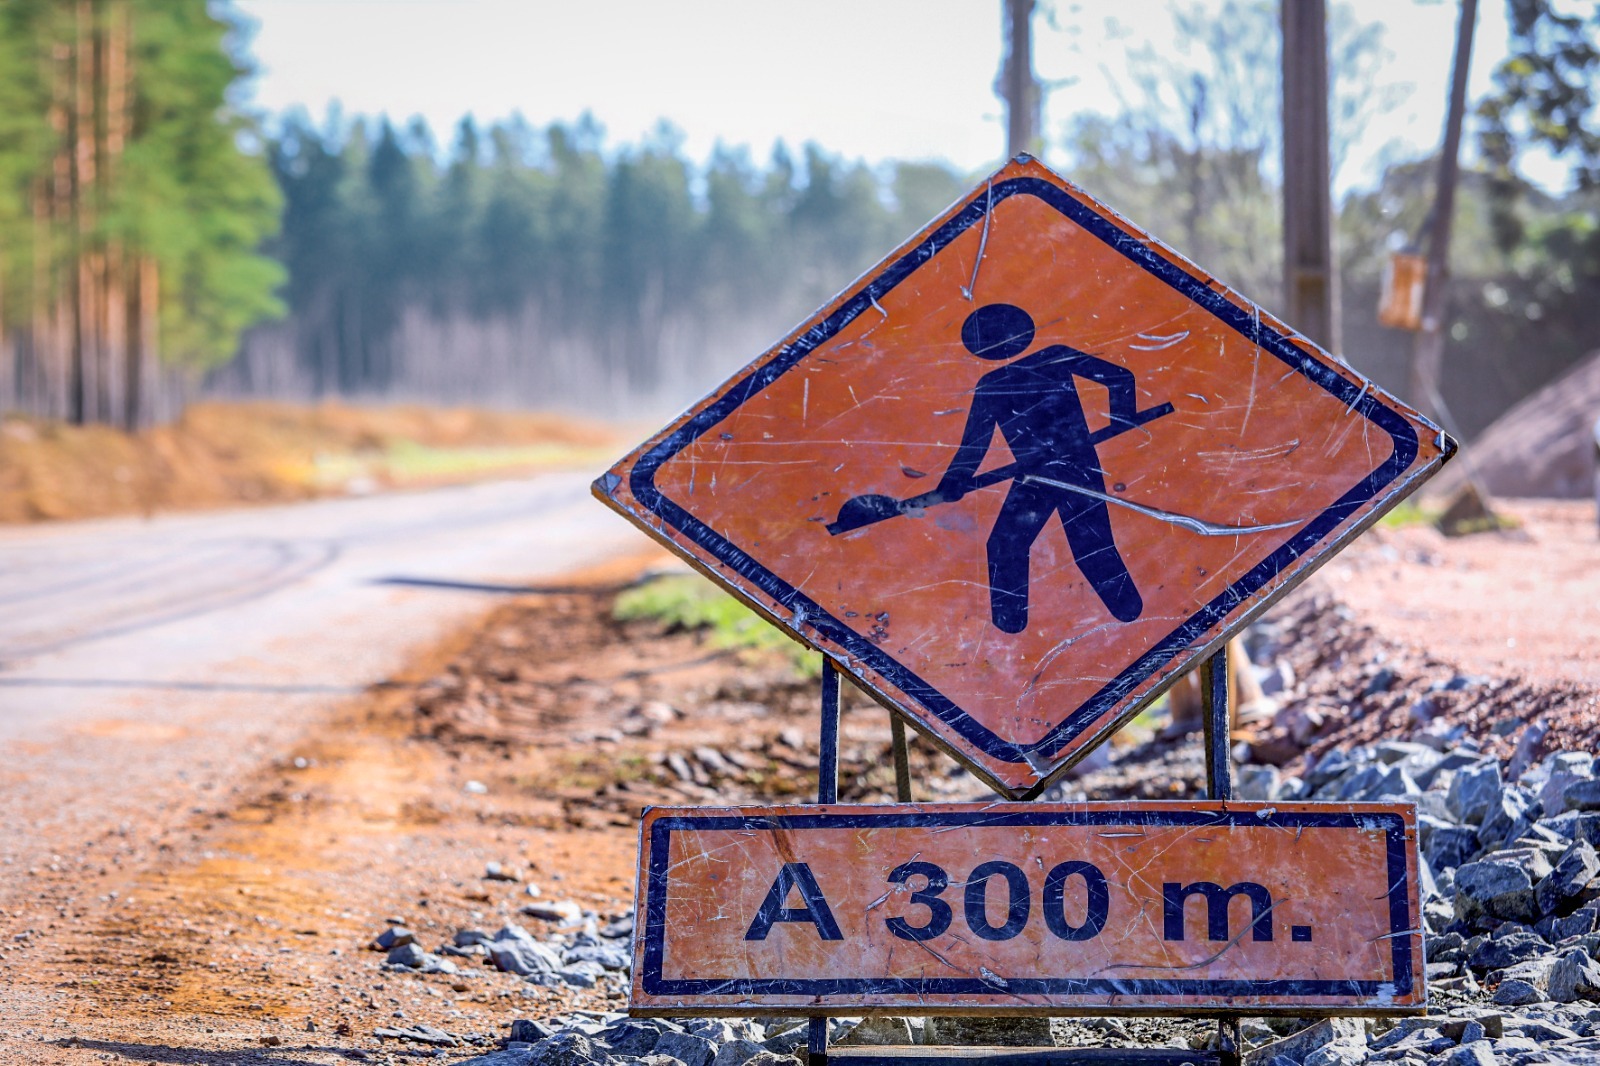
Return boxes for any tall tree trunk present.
[31,178,51,417]
[71,0,100,426]
[104,0,130,427]
[125,255,157,431]
[49,27,74,422]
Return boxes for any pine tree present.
[0,0,282,427]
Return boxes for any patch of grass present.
[614,574,821,677]
[308,439,610,489]
[1377,500,1437,528]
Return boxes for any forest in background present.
[1,0,1598,438]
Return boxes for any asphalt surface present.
[0,473,641,907]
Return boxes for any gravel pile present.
[373,908,635,995]
[1237,734,1600,1064]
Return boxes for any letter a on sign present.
[595,155,1454,798]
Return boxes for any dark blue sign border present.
[639,807,1415,1001]
[624,176,1422,772]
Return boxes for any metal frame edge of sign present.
[592,153,1456,801]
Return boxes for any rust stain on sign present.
[631,802,1423,1016]
[594,155,1454,798]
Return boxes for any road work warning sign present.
[595,155,1453,797]
[630,802,1424,1015]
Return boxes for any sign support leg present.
[890,713,913,803]
[1217,1017,1242,1066]
[810,660,843,1065]
[1199,647,1239,1065]
[1200,648,1231,802]
[819,660,840,804]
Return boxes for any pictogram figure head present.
[961,303,1035,361]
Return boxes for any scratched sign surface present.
[632,802,1424,1015]
[595,155,1453,798]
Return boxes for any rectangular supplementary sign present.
[631,802,1423,1016]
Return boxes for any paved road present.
[0,473,642,899]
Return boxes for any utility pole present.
[1280,0,1340,352]
[1001,0,1038,157]
[1409,0,1479,419]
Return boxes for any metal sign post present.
[606,155,1446,1062]
[797,650,1245,1066]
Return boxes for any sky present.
[230,0,1536,198]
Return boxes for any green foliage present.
[614,574,820,677]
[0,0,283,382]
[1478,0,1600,204]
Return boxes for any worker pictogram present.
[830,301,1176,631]
[595,155,1454,798]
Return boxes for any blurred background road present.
[0,471,639,892]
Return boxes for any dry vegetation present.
[0,401,615,523]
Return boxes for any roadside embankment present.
[0,401,615,523]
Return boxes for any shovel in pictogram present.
[827,401,1175,536]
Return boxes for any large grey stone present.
[490,936,564,976]
[1436,1043,1497,1066]
[760,1023,808,1054]
[565,943,630,971]
[1555,905,1600,942]
[836,1017,914,1045]
[1302,1040,1366,1066]
[494,921,537,942]
[1368,765,1421,801]
[1457,855,1541,924]
[510,1019,556,1044]
[1550,948,1600,1003]
[1540,811,1600,848]
[1370,1018,1440,1050]
[653,1031,716,1066]
[1244,1018,1365,1065]
[1428,825,1483,872]
[1493,977,1547,1005]
[1450,762,1503,825]
[1507,1017,1581,1042]
[597,1020,662,1056]
[1335,764,1386,802]
[684,1020,739,1044]
[526,1031,605,1066]
[384,942,459,974]
[1480,786,1541,850]
[1545,769,1596,815]
[1469,929,1550,971]
[710,1039,766,1066]
[1539,842,1600,917]
[1568,780,1600,813]
[371,926,415,950]
[1305,748,1363,792]
[1492,957,1558,1005]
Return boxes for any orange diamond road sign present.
[595,155,1454,798]
[630,802,1425,1015]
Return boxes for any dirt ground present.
[0,401,615,523]
[0,501,1596,1063]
